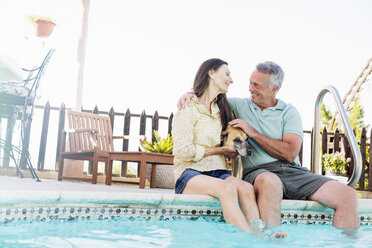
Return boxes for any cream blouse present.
[172,99,230,181]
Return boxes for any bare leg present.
[253,172,283,226]
[182,175,252,232]
[225,176,260,222]
[308,180,358,229]
[225,176,287,238]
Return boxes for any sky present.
[1,0,372,132]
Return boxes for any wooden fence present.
[0,102,371,191]
[320,127,371,191]
[0,102,174,177]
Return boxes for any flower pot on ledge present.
[325,171,348,183]
[34,20,56,38]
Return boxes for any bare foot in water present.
[249,219,287,238]
[273,232,287,238]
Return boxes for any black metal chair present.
[0,48,55,181]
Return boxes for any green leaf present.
[141,130,173,154]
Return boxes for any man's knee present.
[340,185,358,206]
[312,181,358,209]
[254,172,283,196]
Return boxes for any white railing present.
[311,85,362,187]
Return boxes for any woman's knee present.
[217,181,238,199]
[236,181,255,199]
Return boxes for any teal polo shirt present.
[228,97,303,169]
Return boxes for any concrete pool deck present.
[0,175,174,194]
[1,174,372,198]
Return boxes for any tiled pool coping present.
[1,191,372,226]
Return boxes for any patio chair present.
[0,48,55,180]
[57,110,174,188]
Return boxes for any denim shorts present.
[242,161,333,200]
[175,169,232,194]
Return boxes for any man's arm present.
[177,92,196,109]
[229,119,302,163]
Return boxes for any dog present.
[221,125,252,156]
[221,125,253,178]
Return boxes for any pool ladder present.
[311,85,362,187]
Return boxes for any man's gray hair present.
[256,61,284,90]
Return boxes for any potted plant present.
[140,130,174,188]
[28,15,56,38]
[321,152,350,181]
[140,130,173,154]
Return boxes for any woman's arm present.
[172,106,205,162]
[173,106,237,161]
[204,146,238,157]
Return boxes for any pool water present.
[1,218,371,248]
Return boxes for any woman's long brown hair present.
[193,58,233,130]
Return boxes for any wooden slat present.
[334,128,340,153]
[67,112,75,151]
[98,116,105,151]
[89,110,97,176]
[102,118,110,151]
[107,117,114,151]
[138,110,146,177]
[93,106,99,114]
[321,127,327,175]
[109,107,115,130]
[37,101,50,171]
[100,118,108,151]
[168,112,173,135]
[322,127,327,154]
[80,114,87,149]
[121,108,131,177]
[85,114,92,150]
[359,128,366,190]
[122,108,131,152]
[108,107,115,151]
[55,103,65,170]
[343,135,353,179]
[93,115,101,150]
[76,113,84,151]
[152,111,159,143]
[139,110,146,136]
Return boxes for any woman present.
[172,58,284,236]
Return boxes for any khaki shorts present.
[242,161,333,200]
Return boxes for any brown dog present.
[221,125,252,156]
[221,125,252,177]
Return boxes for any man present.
[178,61,358,229]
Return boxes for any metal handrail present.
[311,85,362,187]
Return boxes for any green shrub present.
[321,152,350,174]
[140,130,173,154]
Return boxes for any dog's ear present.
[220,130,228,144]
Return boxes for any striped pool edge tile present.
[1,205,371,226]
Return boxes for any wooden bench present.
[57,110,174,188]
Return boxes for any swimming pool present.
[1,190,372,247]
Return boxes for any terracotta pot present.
[34,20,56,38]
[325,171,347,177]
